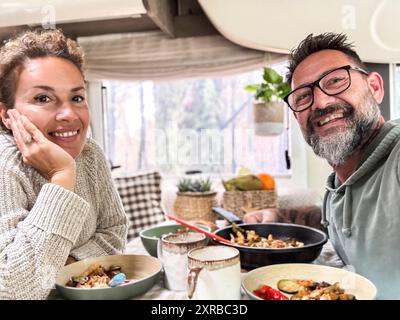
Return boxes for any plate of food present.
[55,254,162,300]
[242,263,377,300]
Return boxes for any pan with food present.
[212,207,328,269]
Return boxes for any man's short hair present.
[287,32,368,84]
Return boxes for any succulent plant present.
[176,178,192,192]
[177,177,213,192]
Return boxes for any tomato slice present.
[253,284,289,300]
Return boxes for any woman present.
[0,29,128,299]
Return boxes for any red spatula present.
[165,214,235,245]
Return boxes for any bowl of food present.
[214,223,328,269]
[140,223,212,257]
[242,263,377,300]
[55,254,162,300]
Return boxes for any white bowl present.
[242,263,377,300]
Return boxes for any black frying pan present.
[212,208,328,270]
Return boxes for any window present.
[103,67,291,178]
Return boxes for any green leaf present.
[276,82,291,99]
[261,88,275,103]
[263,67,283,84]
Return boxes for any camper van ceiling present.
[198,0,400,63]
[0,0,147,27]
[0,0,218,41]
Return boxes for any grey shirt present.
[322,120,400,299]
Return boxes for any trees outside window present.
[103,67,290,178]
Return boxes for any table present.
[124,236,344,300]
[49,233,343,300]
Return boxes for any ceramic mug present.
[187,245,241,300]
[157,232,207,291]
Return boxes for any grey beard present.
[306,94,381,166]
[309,126,363,166]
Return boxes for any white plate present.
[242,263,377,300]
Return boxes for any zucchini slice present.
[277,279,302,294]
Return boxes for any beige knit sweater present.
[0,130,128,299]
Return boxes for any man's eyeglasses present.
[284,65,369,112]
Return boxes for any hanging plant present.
[245,67,291,136]
[245,67,291,103]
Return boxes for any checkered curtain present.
[115,172,165,240]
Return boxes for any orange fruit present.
[256,173,275,190]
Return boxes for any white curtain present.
[78,31,286,81]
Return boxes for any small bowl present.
[55,255,161,300]
[140,223,212,257]
[242,263,377,300]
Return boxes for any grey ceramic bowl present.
[55,254,162,300]
[139,223,212,257]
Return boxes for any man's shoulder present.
[388,120,400,147]
[389,118,400,124]
[380,120,400,150]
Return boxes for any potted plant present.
[245,67,291,136]
[173,177,218,222]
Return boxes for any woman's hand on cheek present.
[8,109,77,191]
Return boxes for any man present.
[244,33,400,299]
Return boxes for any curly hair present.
[0,28,85,110]
[286,32,367,85]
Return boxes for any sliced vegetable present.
[277,279,302,294]
[253,284,289,300]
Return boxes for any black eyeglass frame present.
[284,65,369,112]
